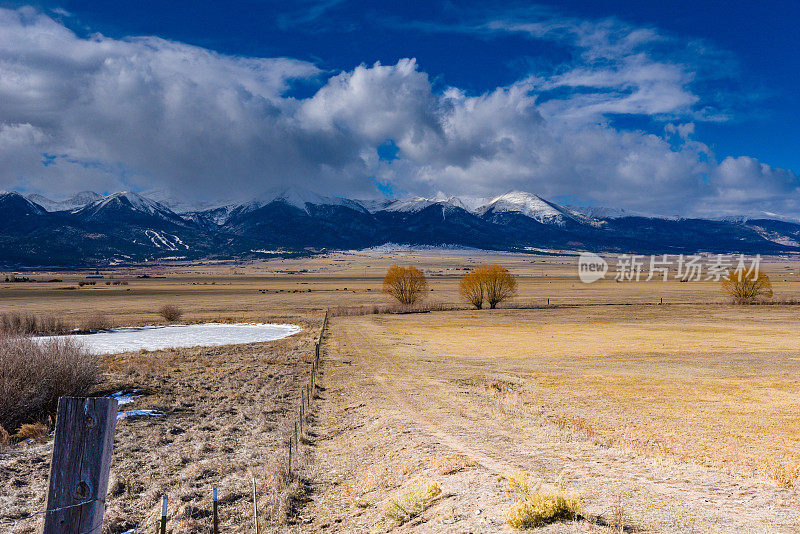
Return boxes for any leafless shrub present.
[159,304,184,322]
[80,312,112,331]
[0,334,98,433]
[38,314,71,334]
[746,297,800,305]
[0,312,71,335]
[0,312,36,335]
[329,301,463,317]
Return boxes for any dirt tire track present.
[304,314,800,533]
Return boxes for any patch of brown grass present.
[430,454,477,475]
[383,482,442,524]
[14,422,49,444]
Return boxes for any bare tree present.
[722,269,773,304]
[383,265,428,305]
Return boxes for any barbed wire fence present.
[1,310,329,534]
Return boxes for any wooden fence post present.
[42,397,118,534]
[287,437,292,478]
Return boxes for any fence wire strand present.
[1,311,328,533]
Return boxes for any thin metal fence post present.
[252,477,259,534]
[212,487,219,534]
[159,495,167,534]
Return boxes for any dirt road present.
[300,314,800,533]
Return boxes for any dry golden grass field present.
[1,250,800,533]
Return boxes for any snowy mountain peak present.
[479,191,575,225]
[75,191,182,223]
[91,191,165,214]
[28,191,102,212]
[383,194,469,213]
[252,187,369,214]
[0,191,46,215]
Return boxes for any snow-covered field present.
[39,322,301,355]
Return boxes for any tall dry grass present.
[0,334,98,434]
[79,312,112,331]
[329,301,464,317]
[0,312,71,336]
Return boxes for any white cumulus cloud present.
[0,6,797,218]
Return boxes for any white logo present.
[578,252,608,283]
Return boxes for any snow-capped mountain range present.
[0,188,798,266]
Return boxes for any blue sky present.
[0,1,797,216]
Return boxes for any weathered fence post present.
[287,436,293,478]
[42,397,118,534]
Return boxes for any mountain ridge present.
[1,188,799,266]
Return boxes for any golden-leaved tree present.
[459,267,487,309]
[722,268,773,304]
[459,264,517,309]
[383,265,428,305]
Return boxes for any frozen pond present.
[40,323,301,355]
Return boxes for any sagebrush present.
[0,312,71,336]
[0,334,98,432]
[505,474,582,529]
[159,304,184,322]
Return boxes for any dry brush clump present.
[504,474,583,529]
[383,482,442,525]
[722,269,773,304]
[459,264,518,309]
[159,304,184,322]
[0,311,71,336]
[0,334,98,434]
[80,311,113,331]
[383,265,428,305]
[329,301,464,317]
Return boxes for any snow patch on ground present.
[359,243,484,253]
[40,322,301,355]
[111,390,143,405]
[117,409,162,420]
[145,229,189,251]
